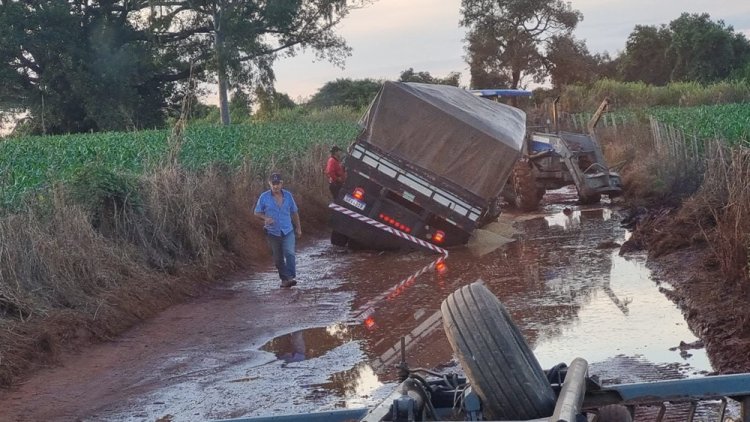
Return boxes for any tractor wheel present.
[595,404,633,422]
[509,158,541,211]
[441,281,556,420]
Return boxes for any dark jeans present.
[329,181,343,199]
[266,231,296,281]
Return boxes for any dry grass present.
[634,142,750,283]
[597,123,699,206]
[690,143,750,283]
[0,143,334,387]
[602,120,750,285]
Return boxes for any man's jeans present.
[329,181,342,199]
[267,231,296,281]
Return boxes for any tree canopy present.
[398,68,460,86]
[619,25,673,85]
[618,13,750,85]
[544,34,599,87]
[0,1,172,133]
[461,0,582,89]
[0,0,369,134]
[307,78,382,109]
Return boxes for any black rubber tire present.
[595,404,633,422]
[330,231,348,247]
[506,159,541,211]
[441,281,556,420]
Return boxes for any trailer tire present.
[330,231,348,247]
[441,281,556,420]
[595,404,633,422]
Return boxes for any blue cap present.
[270,173,283,184]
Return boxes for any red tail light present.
[433,230,445,244]
[352,187,365,200]
[364,316,376,330]
[379,213,411,234]
[436,260,448,274]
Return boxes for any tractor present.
[473,90,623,211]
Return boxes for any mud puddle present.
[0,189,715,421]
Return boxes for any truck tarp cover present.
[358,82,526,200]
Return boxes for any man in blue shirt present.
[254,173,302,288]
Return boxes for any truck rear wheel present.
[441,281,556,420]
[330,231,348,247]
[505,158,541,211]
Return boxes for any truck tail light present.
[433,230,445,244]
[378,213,411,233]
[436,260,448,274]
[364,316,376,330]
[352,187,365,200]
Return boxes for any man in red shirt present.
[325,145,346,199]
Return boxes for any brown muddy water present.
[1,190,716,422]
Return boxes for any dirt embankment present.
[622,207,750,373]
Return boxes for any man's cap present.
[330,145,342,154]
[270,173,283,183]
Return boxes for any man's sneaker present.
[280,279,297,288]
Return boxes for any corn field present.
[0,121,359,209]
[648,104,750,146]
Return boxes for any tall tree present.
[0,1,172,134]
[253,86,295,120]
[460,0,582,89]
[0,1,370,133]
[668,13,750,83]
[618,25,673,85]
[544,34,598,87]
[307,78,381,109]
[398,68,460,86]
[146,0,370,125]
[229,89,252,123]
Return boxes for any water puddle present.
[257,202,713,410]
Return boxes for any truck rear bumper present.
[330,208,417,250]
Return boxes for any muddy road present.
[0,189,712,421]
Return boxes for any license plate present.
[343,194,366,210]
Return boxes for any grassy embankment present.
[564,80,749,287]
[0,107,360,387]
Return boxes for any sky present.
[270,0,750,102]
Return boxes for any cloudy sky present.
[271,0,750,102]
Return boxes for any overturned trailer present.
[329,82,526,250]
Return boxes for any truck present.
[329,81,526,250]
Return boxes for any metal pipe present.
[656,403,666,422]
[552,96,560,133]
[551,357,588,422]
[687,401,696,422]
[742,395,750,422]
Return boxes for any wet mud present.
[0,188,723,421]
